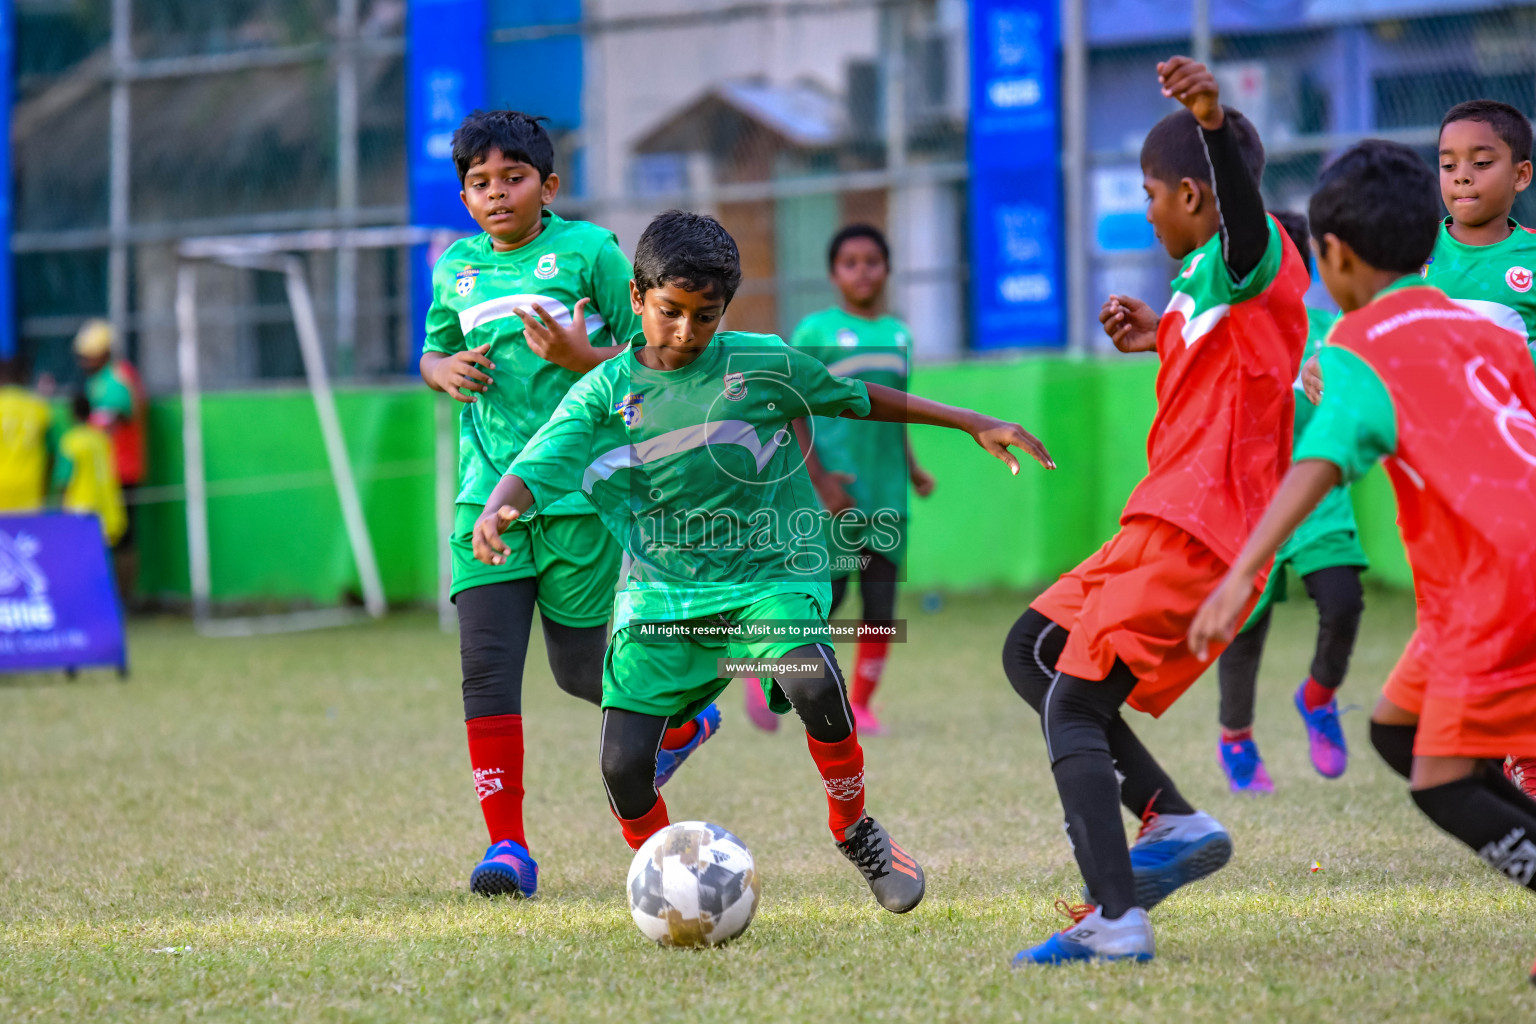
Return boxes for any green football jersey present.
[1421,218,1536,362]
[1281,307,1361,561]
[424,210,642,513]
[509,332,872,631]
[790,307,911,521]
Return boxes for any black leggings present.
[456,579,608,720]
[828,549,899,623]
[1217,565,1364,731]
[1003,608,1193,818]
[599,643,855,820]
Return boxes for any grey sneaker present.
[836,815,925,914]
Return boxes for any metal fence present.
[15,0,1536,392]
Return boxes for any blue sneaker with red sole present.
[654,703,721,788]
[470,839,538,898]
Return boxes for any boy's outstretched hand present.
[969,416,1055,475]
[1188,570,1254,661]
[472,506,522,565]
[1100,295,1159,352]
[427,343,495,403]
[1301,354,1324,404]
[1158,55,1223,131]
[518,297,610,374]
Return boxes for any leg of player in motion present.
[848,550,898,735]
[1215,610,1276,793]
[775,642,925,914]
[1293,566,1364,778]
[539,617,606,705]
[1004,609,1201,820]
[599,709,674,850]
[457,579,542,896]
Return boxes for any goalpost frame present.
[174,226,461,636]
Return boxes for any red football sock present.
[806,732,866,841]
[851,639,890,708]
[661,720,699,750]
[465,714,526,848]
[1302,676,1335,712]
[618,795,671,850]
[1222,727,1253,743]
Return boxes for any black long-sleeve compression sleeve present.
[1201,118,1269,283]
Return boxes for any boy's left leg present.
[1294,565,1365,778]
[773,642,925,914]
[849,550,898,735]
[599,708,674,850]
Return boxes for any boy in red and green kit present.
[1192,139,1536,982]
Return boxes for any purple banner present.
[0,514,126,674]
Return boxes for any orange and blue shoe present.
[1217,734,1274,794]
[470,839,538,898]
[1294,683,1348,779]
[654,703,721,787]
[1013,900,1154,966]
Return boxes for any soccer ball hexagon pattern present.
[627,821,760,947]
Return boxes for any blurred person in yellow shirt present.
[0,360,52,513]
[54,392,125,546]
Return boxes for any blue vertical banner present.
[967,0,1062,350]
[0,0,14,359]
[408,0,486,358]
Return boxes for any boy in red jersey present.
[1191,139,1536,980]
[1006,57,1309,965]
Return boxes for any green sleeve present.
[88,367,134,417]
[508,377,607,511]
[788,315,821,350]
[786,346,872,418]
[1217,216,1283,305]
[422,260,465,357]
[590,237,642,346]
[1293,347,1398,484]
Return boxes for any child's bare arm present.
[472,474,537,565]
[853,383,1055,474]
[1100,295,1159,352]
[519,299,623,374]
[420,344,495,403]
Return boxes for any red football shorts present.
[1030,515,1258,718]
[1384,628,1536,758]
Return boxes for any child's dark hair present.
[451,110,554,183]
[633,210,742,305]
[1309,140,1440,275]
[827,223,889,270]
[1440,99,1534,163]
[1270,209,1313,277]
[71,390,92,422]
[1141,107,1265,189]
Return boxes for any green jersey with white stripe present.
[1421,218,1536,363]
[790,307,911,522]
[424,210,642,512]
[509,332,872,630]
[1280,307,1361,560]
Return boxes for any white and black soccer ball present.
[627,821,760,947]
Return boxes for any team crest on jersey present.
[1181,252,1206,279]
[535,253,559,280]
[722,372,748,401]
[1507,266,1533,293]
[614,392,644,426]
[455,267,479,296]
[1420,256,1434,279]
[836,328,859,348]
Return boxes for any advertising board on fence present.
[0,514,126,675]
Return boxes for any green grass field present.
[3,587,1533,1023]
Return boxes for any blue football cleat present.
[470,839,538,898]
[1124,809,1233,909]
[1013,902,1154,966]
[654,703,721,788]
[1294,684,1349,779]
[1217,735,1275,794]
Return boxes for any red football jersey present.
[1120,218,1310,566]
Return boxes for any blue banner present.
[0,514,126,674]
[408,0,487,359]
[967,0,1063,350]
[0,0,14,359]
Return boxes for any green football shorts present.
[450,504,621,628]
[1243,528,1369,631]
[603,591,833,725]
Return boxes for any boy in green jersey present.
[1215,211,1367,794]
[472,210,1054,914]
[419,111,719,899]
[741,224,933,736]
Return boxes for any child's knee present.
[600,737,653,787]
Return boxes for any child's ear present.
[541,172,561,205]
[1514,160,1533,194]
[629,280,645,316]
[1178,177,1203,214]
[1320,232,1351,275]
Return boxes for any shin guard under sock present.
[618,796,671,851]
[466,714,527,848]
[807,732,866,840]
[851,639,889,708]
[1411,777,1536,892]
[1369,721,1415,779]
